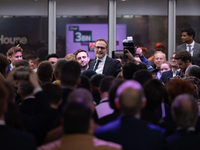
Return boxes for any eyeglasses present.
[95,46,106,50]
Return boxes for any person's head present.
[153,51,166,69]
[172,94,198,128]
[78,75,91,91]
[63,88,94,134]
[0,81,8,118]
[160,61,171,74]
[74,49,90,71]
[42,83,62,107]
[115,80,145,115]
[15,60,30,68]
[7,46,23,66]
[154,42,166,53]
[94,39,108,59]
[64,54,76,61]
[122,62,140,80]
[170,52,178,68]
[175,50,192,72]
[60,61,81,88]
[166,79,194,104]
[46,53,59,67]
[185,65,200,79]
[0,53,10,77]
[133,69,153,87]
[18,80,34,98]
[53,58,68,80]
[181,27,195,44]
[144,79,165,110]
[37,61,53,84]
[99,76,115,93]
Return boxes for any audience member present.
[153,51,166,79]
[132,69,152,86]
[46,53,59,67]
[74,49,90,72]
[166,94,200,150]
[176,27,200,66]
[94,76,115,125]
[6,45,23,71]
[0,81,36,150]
[15,60,30,68]
[37,61,53,84]
[64,53,76,61]
[0,53,10,78]
[95,80,166,150]
[160,61,171,74]
[89,39,121,77]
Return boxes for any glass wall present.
[56,0,108,59]
[0,0,48,61]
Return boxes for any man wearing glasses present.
[89,39,121,77]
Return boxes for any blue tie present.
[93,59,101,71]
[188,45,192,52]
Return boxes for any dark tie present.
[93,59,101,71]
[188,45,192,52]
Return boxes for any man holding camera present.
[89,39,121,77]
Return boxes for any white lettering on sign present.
[0,35,28,44]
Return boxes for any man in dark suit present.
[95,80,166,150]
[176,27,200,66]
[166,94,200,150]
[0,79,36,150]
[89,39,121,77]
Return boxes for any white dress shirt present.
[95,55,107,74]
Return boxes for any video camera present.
[112,36,135,59]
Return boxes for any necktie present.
[188,45,192,52]
[93,59,101,71]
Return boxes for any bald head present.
[115,80,144,115]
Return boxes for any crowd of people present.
[0,27,200,150]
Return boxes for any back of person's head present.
[133,70,152,86]
[53,58,68,79]
[144,79,165,110]
[2,81,15,103]
[123,62,140,80]
[175,50,192,63]
[6,46,23,57]
[63,88,94,134]
[99,76,115,93]
[0,81,8,116]
[115,80,144,115]
[0,53,10,76]
[90,74,106,87]
[63,99,91,134]
[109,78,125,110]
[185,65,200,79]
[60,61,81,87]
[166,79,194,103]
[181,27,195,39]
[15,60,29,68]
[78,75,91,91]
[172,94,198,128]
[18,80,34,97]
[37,61,53,84]
[42,83,62,105]
[82,69,97,79]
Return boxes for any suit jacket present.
[160,69,184,84]
[0,125,36,150]
[95,116,166,150]
[166,129,200,150]
[89,56,121,77]
[176,42,200,66]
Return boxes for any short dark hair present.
[37,61,53,83]
[123,62,140,80]
[133,69,152,86]
[60,61,81,86]
[15,60,29,68]
[99,76,115,93]
[181,27,195,39]
[42,83,62,105]
[74,49,88,58]
[63,99,91,134]
[46,53,59,60]
[175,50,192,63]
[18,80,34,97]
